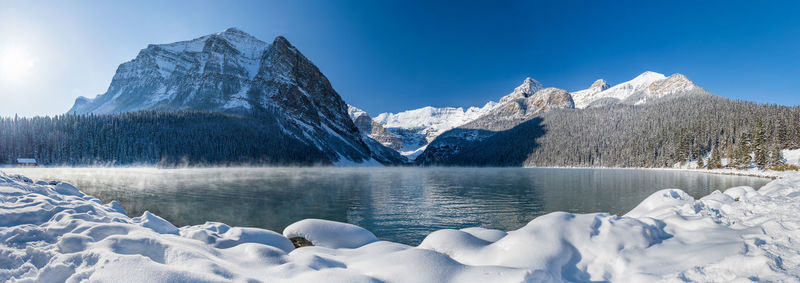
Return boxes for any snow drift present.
[1,171,799,282]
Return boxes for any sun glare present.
[0,46,37,83]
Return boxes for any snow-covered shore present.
[1,171,799,282]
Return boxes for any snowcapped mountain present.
[70,28,269,114]
[414,85,575,165]
[371,77,570,158]
[570,71,701,108]
[498,77,544,103]
[369,72,703,162]
[68,28,405,165]
[372,104,496,158]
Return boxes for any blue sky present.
[1,0,798,117]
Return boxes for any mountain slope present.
[68,28,404,165]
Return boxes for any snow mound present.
[2,171,800,282]
[283,219,378,249]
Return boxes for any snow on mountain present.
[570,79,610,108]
[373,104,496,158]
[571,71,701,108]
[67,28,405,165]
[498,77,544,103]
[372,77,563,158]
[370,72,702,160]
[473,87,575,129]
[571,71,664,108]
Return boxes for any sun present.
[0,46,37,83]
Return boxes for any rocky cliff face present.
[348,105,403,151]
[68,28,404,165]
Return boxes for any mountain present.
[68,28,405,165]
[418,90,800,168]
[372,77,569,159]
[415,86,575,165]
[366,72,704,162]
[372,104,496,158]
[464,87,574,131]
[498,77,544,103]
[415,72,715,165]
[570,71,701,108]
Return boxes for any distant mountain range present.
[52,28,798,168]
[360,70,703,162]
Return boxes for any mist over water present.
[3,167,771,245]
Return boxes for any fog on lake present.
[3,167,771,245]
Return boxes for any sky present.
[0,0,799,117]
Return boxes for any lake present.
[1,167,771,245]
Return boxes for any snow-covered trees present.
[708,146,723,169]
[752,118,768,167]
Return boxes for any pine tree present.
[733,133,752,169]
[768,145,784,168]
[708,145,723,169]
[697,154,705,168]
[753,118,768,167]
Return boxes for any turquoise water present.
[3,167,771,245]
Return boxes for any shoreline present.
[3,165,787,181]
[525,166,787,179]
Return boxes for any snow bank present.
[283,219,378,249]
[783,148,800,166]
[2,171,800,282]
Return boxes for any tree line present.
[0,111,328,166]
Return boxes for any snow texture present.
[2,171,799,282]
[570,71,700,109]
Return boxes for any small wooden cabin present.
[16,158,37,166]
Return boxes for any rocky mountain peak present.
[516,77,544,96]
[589,79,610,91]
[499,77,544,103]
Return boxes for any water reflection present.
[2,167,770,245]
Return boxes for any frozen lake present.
[2,167,771,245]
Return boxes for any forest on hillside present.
[0,111,328,166]
[422,92,800,169]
